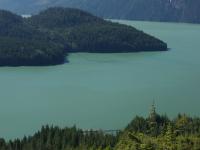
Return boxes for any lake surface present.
[1,20,200,139]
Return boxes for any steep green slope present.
[28,7,105,28]
[28,7,167,53]
[0,10,66,66]
[0,7,167,66]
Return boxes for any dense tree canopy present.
[0,10,67,66]
[116,113,200,150]
[0,7,167,66]
[28,7,105,29]
[28,7,167,53]
[0,126,118,150]
[0,106,200,150]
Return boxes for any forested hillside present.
[28,7,167,53]
[0,7,167,66]
[0,0,200,23]
[0,10,66,66]
[0,105,200,150]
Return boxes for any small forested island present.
[0,105,200,150]
[0,7,167,66]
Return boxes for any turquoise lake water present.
[0,20,200,139]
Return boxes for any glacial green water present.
[1,20,200,139]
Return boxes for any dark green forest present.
[28,7,167,53]
[0,7,167,66]
[0,105,200,150]
[0,10,66,66]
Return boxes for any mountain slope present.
[28,7,167,53]
[1,0,199,23]
[0,7,167,66]
[0,10,66,66]
[59,0,200,23]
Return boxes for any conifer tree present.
[148,102,158,136]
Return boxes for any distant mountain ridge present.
[0,0,200,23]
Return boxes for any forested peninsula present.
[0,105,200,150]
[0,7,167,66]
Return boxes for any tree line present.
[0,104,200,150]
